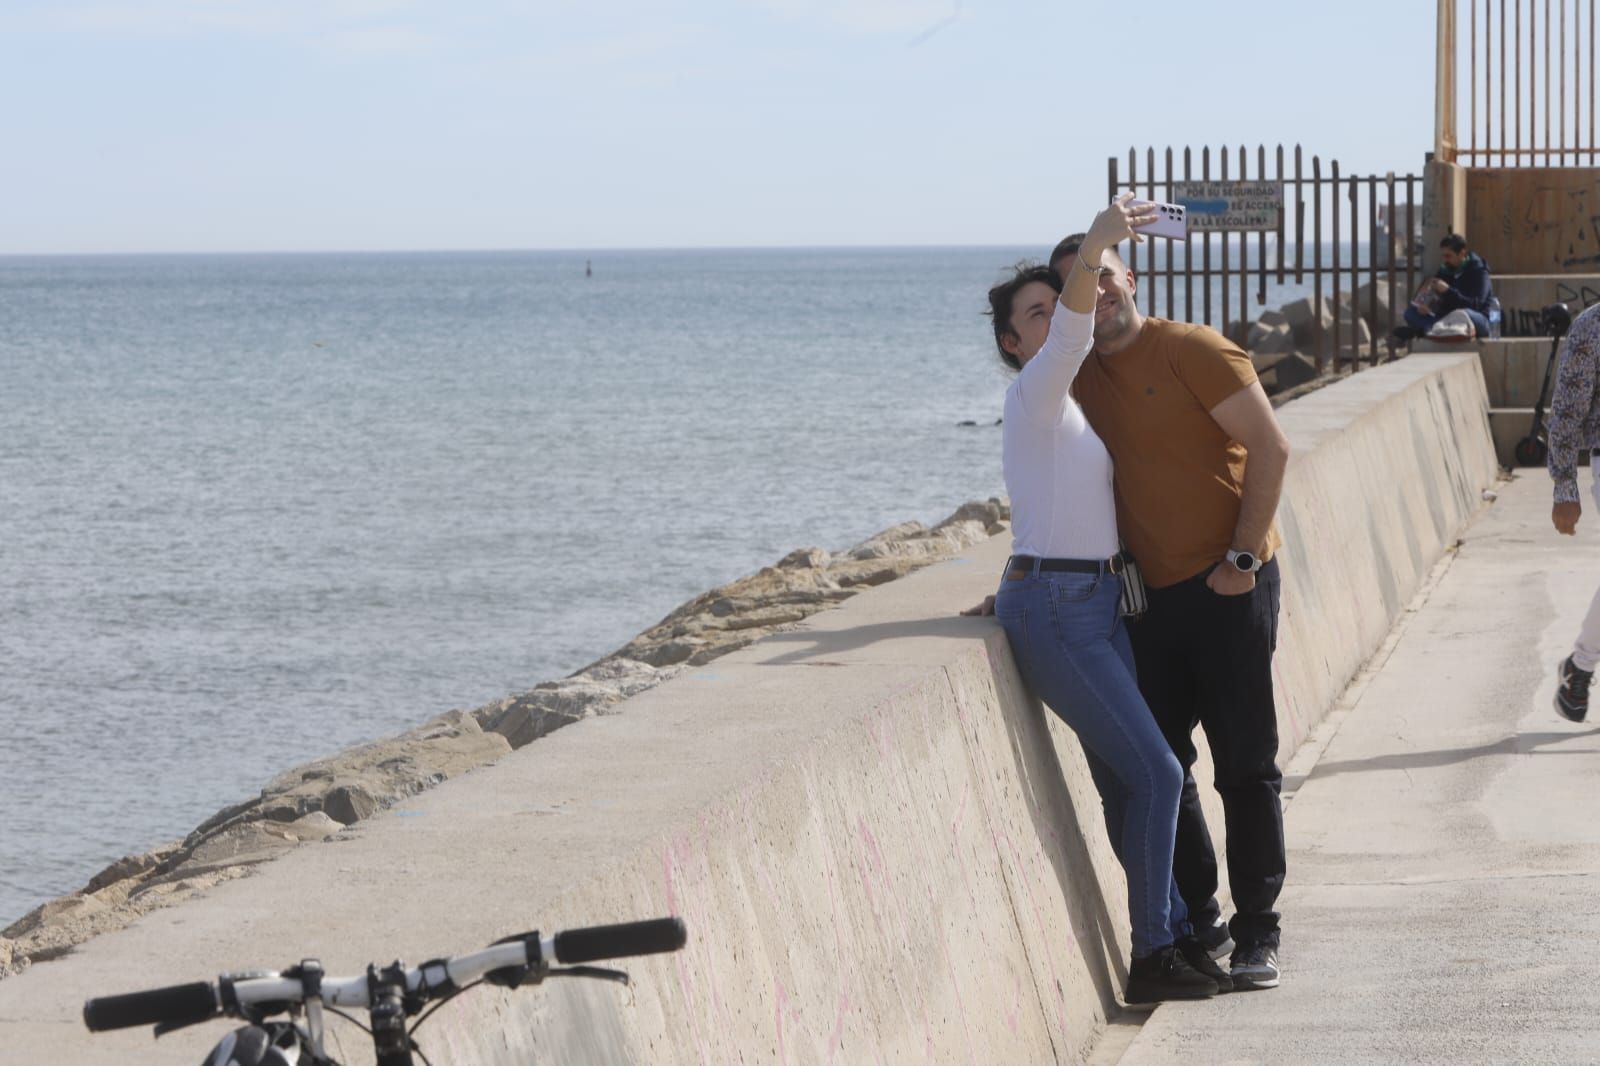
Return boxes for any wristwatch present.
[1225,548,1263,574]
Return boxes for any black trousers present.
[1129,558,1285,947]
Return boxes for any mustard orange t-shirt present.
[1072,318,1281,589]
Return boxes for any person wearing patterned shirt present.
[1546,302,1600,720]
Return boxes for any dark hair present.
[985,262,1061,371]
[1049,232,1088,272]
[1049,233,1124,275]
[1440,233,1468,253]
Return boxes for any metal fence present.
[1453,0,1598,165]
[1107,145,1423,373]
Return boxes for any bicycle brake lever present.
[152,1015,215,1039]
[545,966,629,986]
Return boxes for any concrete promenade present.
[1120,470,1600,1065]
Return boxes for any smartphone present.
[1126,199,1188,241]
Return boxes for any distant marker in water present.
[585,259,592,278]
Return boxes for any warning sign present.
[1172,181,1283,231]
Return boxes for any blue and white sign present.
[1172,181,1283,231]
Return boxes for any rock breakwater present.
[1,498,1008,977]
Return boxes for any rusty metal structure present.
[1447,0,1598,166]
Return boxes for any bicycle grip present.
[553,917,687,964]
[83,981,218,1032]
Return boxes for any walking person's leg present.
[1557,472,1600,720]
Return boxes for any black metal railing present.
[1108,145,1423,373]
[1462,0,1597,166]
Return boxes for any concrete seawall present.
[0,354,1498,1065]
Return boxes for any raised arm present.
[1012,195,1155,422]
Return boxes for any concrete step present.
[1487,406,1592,469]
[1490,274,1600,337]
[1479,336,1562,407]
[1489,407,1536,467]
[1406,336,1561,408]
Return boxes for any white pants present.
[1575,475,1600,671]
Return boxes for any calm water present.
[0,247,1321,925]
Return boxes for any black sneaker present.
[1176,936,1233,994]
[1556,656,1592,722]
[1192,916,1234,960]
[1229,941,1280,991]
[1125,944,1220,1004]
[1391,325,1419,343]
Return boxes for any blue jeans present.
[994,565,1189,956]
[1404,305,1490,338]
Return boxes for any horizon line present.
[0,241,1054,259]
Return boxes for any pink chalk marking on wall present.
[855,816,943,1060]
[773,978,792,1064]
[934,899,980,1065]
[661,841,715,1065]
[869,708,895,760]
[1006,970,1024,1034]
[1038,822,1082,960]
[996,830,1072,1035]
[824,993,852,1066]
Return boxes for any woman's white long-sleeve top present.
[1001,303,1120,561]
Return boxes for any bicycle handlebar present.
[82,981,219,1033]
[83,916,687,1033]
[552,917,687,964]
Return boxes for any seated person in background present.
[1394,233,1496,340]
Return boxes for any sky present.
[0,0,1440,254]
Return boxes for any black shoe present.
[1125,944,1220,1004]
[1556,655,1592,721]
[1176,936,1233,993]
[1391,325,1419,343]
[1229,941,1280,991]
[1191,916,1234,960]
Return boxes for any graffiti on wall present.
[1503,282,1600,336]
[1517,181,1600,269]
[1470,169,1600,275]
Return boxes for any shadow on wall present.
[980,635,1130,1014]
[758,615,986,665]
[763,612,1137,1015]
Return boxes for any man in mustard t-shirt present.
[1049,234,1292,992]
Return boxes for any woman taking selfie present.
[974,193,1219,1003]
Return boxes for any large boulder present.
[1282,295,1338,348]
[1254,351,1320,393]
[1248,321,1295,357]
[1351,281,1405,335]
[1333,311,1376,361]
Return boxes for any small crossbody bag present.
[1118,551,1148,619]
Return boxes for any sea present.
[0,247,1321,926]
